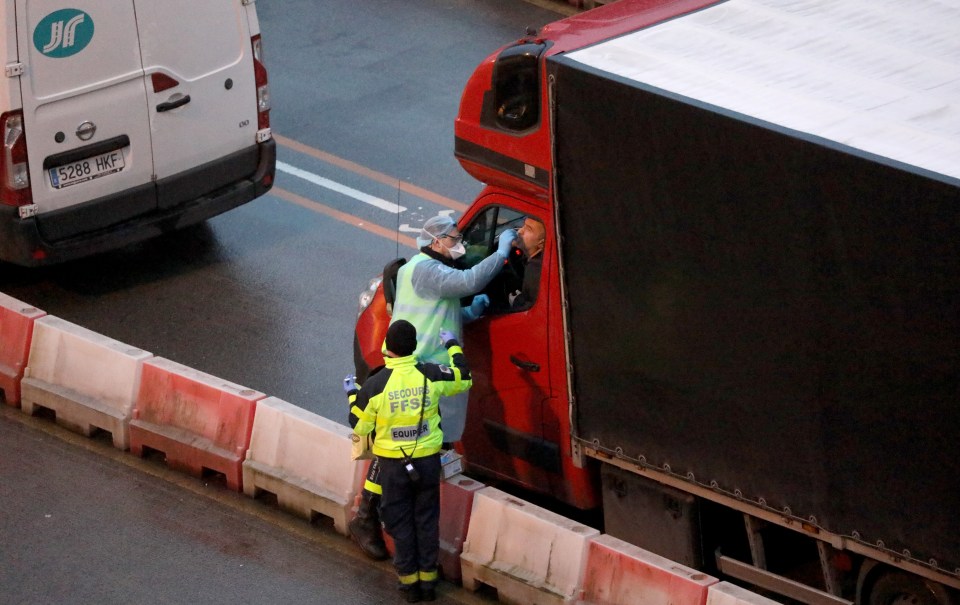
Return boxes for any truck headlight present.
[358,276,382,317]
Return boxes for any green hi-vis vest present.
[390,253,461,365]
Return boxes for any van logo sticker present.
[33,9,94,58]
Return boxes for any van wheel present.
[867,571,950,605]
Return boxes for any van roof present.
[564,0,960,183]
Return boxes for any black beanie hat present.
[386,320,417,356]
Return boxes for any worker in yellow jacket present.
[349,320,472,602]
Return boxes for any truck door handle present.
[156,95,191,112]
[510,355,540,372]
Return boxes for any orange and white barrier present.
[0,291,784,605]
[242,396,364,535]
[0,292,45,406]
[707,582,782,605]
[577,534,718,605]
[461,486,600,604]
[439,474,485,583]
[21,316,152,450]
[129,358,264,491]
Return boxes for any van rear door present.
[134,0,260,209]
[17,1,155,222]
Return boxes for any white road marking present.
[276,161,407,213]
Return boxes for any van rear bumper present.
[0,139,276,267]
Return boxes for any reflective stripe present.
[398,572,419,585]
[419,569,438,582]
[391,301,440,314]
[355,407,376,424]
[364,478,383,494]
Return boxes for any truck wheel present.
[868,571,949,605]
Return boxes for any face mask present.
[446,241,466,259]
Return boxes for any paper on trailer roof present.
[564,0,960,183]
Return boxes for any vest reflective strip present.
[391,301,441,315]
[374,405,439,431]
[353,405,375,424]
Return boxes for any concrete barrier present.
[707,582,782,605]
[461,486,600,605]
[20,316,152,449]
[0,292,45,406]
[129,358,265,491]
[577,534,718,605]
[439,474,485,583]
[242,396,364,535]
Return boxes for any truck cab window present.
[460,205,540,314]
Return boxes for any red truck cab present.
[353,182,596,508]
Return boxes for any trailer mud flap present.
[601,464,702,569]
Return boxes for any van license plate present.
[49,150,125,189]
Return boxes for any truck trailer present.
[354,1,960,603]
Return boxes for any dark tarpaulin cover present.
[549,54,960,573]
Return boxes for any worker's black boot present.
[348,490,388,560]
[398,582,421,603]
[419,581,436,602]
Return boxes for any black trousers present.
[378,454,441,579]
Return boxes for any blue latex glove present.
[343,374,357,393]
[439,330,457,348]
[497,229,518,258]
[462,294,490,323]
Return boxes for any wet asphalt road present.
[0,1,572,602]
[0,405,496,605]
[0,0,567,424]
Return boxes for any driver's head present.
[516,217,545,259]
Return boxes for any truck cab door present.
[458,194,560,491]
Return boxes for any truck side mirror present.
[491,41,547,132]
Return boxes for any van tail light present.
[251,34,271,130]
[0,111,32,207]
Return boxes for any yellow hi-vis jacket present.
[351,342,471,459]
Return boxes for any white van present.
[0,0,275,266]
